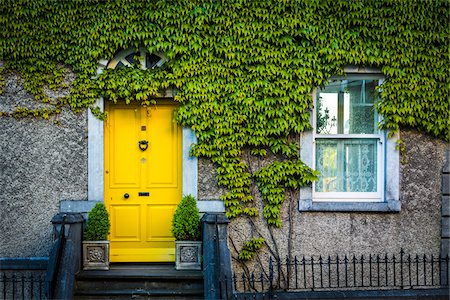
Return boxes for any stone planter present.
[175,241,202,270]
[82,240,110,270]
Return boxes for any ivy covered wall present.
[0,0,448,258]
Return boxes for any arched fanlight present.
[107,48,167,70]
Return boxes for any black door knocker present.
[138,140,149,151]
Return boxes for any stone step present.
[74,263,204,299]
[75,289,204,299]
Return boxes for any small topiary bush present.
[171,195,201,241]
[84,202,110,241]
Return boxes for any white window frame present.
[313,77,385,202]
[299,68,400,212]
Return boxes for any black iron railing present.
[0,272,46,300]
[234,249,449,294]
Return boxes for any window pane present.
[316,92,338,134]
[317,80,379,134]
[125,53,139,65]
[146,53,162,69]
[315,138,378,193]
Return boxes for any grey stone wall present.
[0,70,88,257]
[212,129,447,273]
[198,157,227,200]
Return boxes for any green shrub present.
[171,195,201,241]
[84,202,110,241]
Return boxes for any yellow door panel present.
[147,205,177,240]
[109,106,142,187]
[146,105,180,187]
[105,100,181,262]
[109,205,141,241]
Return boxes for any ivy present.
[0,0,449,259]
[254,160,319,227]
[238,237,266,261]
[94,66,169,105]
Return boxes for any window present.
[314,77,383,202]
[299,69,400,212]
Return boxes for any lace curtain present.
[315,138,378,193]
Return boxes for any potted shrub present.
[82,202,111,270]
[172,194,202,270]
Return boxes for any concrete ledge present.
[197,199,225,213]
[60,200,100,214]
[0,257,48,270]
[299,199,401,212]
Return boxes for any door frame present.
[88,96,198,203]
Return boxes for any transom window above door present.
[107,48,167,70]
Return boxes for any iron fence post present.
[336,255,339,288]
[393,253,396,287]
[269,257,273,299]
[294,256,298,289]
[311,256,315,290]
[424,254,427,286]
[400,249,404,289]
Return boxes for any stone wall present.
[220,129,447,274]
[0,70,88,257]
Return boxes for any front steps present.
[74,263,204,299]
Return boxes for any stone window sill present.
[298,199,401,212]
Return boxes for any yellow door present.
[104,100,182,262]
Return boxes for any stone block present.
[442,174,450,195]
[443,196,450,217]
[443,149,450,173]
[441,238,450,257]
[442,217,450,238]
